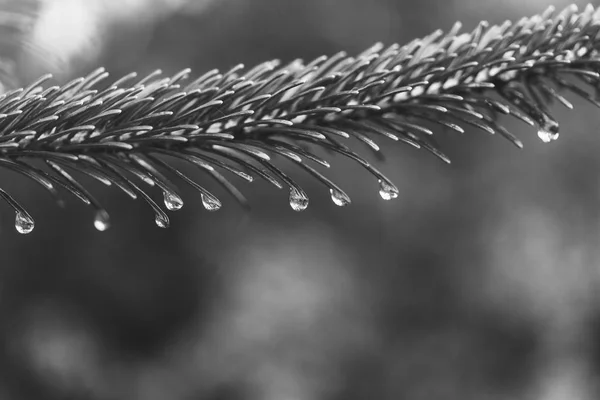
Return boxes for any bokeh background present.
[1,0,600,399]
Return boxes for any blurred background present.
[0,0,600,399]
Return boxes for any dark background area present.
[1,0,600,399]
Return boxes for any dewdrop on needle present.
[201,193,221,211]
[15,212,34,234]
[330,188,350,206]
[163,191,184,211]
[93,210,111,232]
[289,187,309,211]
[378,179,399,200]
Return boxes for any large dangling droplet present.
[93,210,111,232]
[154,213,170,228]
[378,179,399,200]
[537,115,559,143]
[330,188,350,207]
[163,191,183,211]
[289,187,308,211]
[201,193,221,211]
[15,211,34,234]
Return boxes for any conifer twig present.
[1,4,599,233]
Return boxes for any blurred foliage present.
[1,0,600,399]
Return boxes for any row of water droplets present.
[285,111,560,213]
[288,178,399,212]
[91,190,221,232]
[14,177,400,234]
[14,188,223,234]
[96,190,222,232]
[13,116,557,234]
[98,115,559,228]
[14,115,556,233]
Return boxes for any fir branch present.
[1,3,600,233]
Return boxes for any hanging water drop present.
[201,193,221,211]
[378,179,399,200]
[289,188,308,211]
[330,188,350,207]
[154,213,170,228]
[93,210,111,231]
[537,115,559,143]
[15,211,34,234]
[163,191,183,211]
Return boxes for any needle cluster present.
[1,4,600,233]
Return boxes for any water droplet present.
[378,179,399,200]
[289,188,308,211]
[15,212,34,234]
[93,210,110,231]
[163,191,183,211]
[330,188,350,207]
[154,213,169,228]
[537,116,559,143]
[201,193,221,211]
